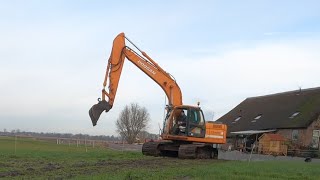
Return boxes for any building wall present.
[276,129,293,141]
[224,116,320,150]
[305,115,320,148]
[276,116,320,148]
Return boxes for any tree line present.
[1,102,157,143]
[0,129,121,141]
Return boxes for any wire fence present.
[0,135,111,154]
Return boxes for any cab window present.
[187,109,205,137]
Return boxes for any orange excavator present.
[89,33,227,158]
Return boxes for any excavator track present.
[178,144,218,159]
[178,144,197,158]
[142,141,218,159]
[142,142,161,157]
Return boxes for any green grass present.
[1,136,320,179]
[81,160,320,180]
[0,136,146,179]
[0,136,141,160]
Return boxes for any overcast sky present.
[1,0,320,136]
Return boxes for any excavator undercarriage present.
[142,141,218,159]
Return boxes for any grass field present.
[0,136,319,179]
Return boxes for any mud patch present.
[93,158,216,170]
[174,175,193,180]
[26,167,35,171]
[0,162,11,168]
[42,162,62,171]
[0,170,23,178]
[95,159,108,166]
[0,156,221,179]
[72,160,90,167]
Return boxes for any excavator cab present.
[164,106,205,138]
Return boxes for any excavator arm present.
[89,33,182,126]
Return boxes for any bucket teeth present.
[89,100,112,126]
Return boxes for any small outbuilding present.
[258,133,287,156]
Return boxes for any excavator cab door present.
[166,107,205,138]
[186,108,206,138]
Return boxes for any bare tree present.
[116,103,150,144]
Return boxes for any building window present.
[289,112,300,119]
[234,116,241,122]
[292,130,299,141]
[311,130,320,149]
[251,114,262,122]
[254,114,262,120]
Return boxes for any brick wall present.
[276,116,320,147]
[276,129,292,140]
[305,115,320,147]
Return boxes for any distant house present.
[217,87,320,149]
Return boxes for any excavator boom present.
[89,33,182,125]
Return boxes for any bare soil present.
[0,157,220,179]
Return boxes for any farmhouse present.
[217,87,320,150]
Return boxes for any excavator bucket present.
[89,100,112,126]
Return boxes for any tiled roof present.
[217,87,320,134]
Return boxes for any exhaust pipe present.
[89,99,112,126]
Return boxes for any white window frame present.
[234,116,241,122]
[254,114,262,120]
[312,130,320,149]
[289,112,300,119]
[292,130,299,141]
[313,130,320,137]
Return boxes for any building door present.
[311,130,320,149]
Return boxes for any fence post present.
[14,135,17,154]
[248,144,255,163]
[85,137,88,152]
